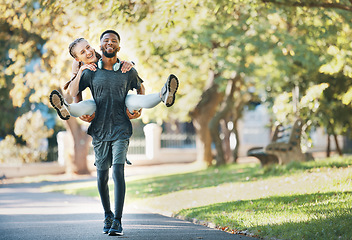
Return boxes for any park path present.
[0,164,256,240]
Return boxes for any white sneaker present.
[160,74,179,107]
[49,90,70,120]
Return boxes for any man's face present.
[73,40,96,64]
[100,33,120,58]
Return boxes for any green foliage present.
[1,0,352,165]
[0,110,53,164]
[124,0,281,123]
[14,110,54,149]
[261,0,352,14]
[272,83,328,123]
[256,5,352,147]
[0,135,21,164]
[342,87,352,105]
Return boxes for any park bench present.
[247,118,306,165]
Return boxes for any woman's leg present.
[125,74,179,113]
[125,93,161,113]
[49,90,96,119]
[67,99,96,117]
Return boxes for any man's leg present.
[107,164,125,236]
[97,169,114,233]
[108,139,129,236]
[97,169,112,216]
[92,139,114,234]
[112,164,125,224]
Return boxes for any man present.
[77,30,178,236]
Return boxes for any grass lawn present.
[47,156,352,240]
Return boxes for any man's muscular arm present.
[126,83,145,119]
[137,83,145,95]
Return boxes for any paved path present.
[0,170,255,240]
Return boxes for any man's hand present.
[120,61,134,73]
[126,109,142,119]
[79,112,95,122]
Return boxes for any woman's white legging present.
[68,93,161,117]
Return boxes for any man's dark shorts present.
[92,138,129,170]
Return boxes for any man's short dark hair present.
[100,30,121,41]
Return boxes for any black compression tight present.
[113,164,125,222]
[97,169,112,218]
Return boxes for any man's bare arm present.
[137,83,145,95]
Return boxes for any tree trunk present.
[190,71,223,166]
[327,134,331,157]
[63,92,91,175]
[229,76,248,163]
[209,97,233,165]
[209,76,239,166]
[220,119,234,163]
[232,118,240,162]
[64,119,91,174]
[333,133,342,156]
[209,115,226,166]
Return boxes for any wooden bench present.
[247,118,306,165]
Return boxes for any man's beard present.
[102,48,117,58]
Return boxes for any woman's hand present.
[80,63,97,72]
[120,61,134,73]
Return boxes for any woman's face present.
[73,40,97,64]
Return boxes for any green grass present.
[50,156,352,240]
[177,191,352,239]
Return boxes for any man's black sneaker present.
[103,216,114,234]
[160,74,179,107]
[49,90,70,120]
[108,220,123,236]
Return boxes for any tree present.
[259,5,352,155]
[0,1,97,173]
[261,0,352,12]
[124,0,294,165]
[3,0,351,170]
[1,0,161,173]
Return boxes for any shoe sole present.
[108,231,123,236]
[49,90,70,120]
[165,74,179,107]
